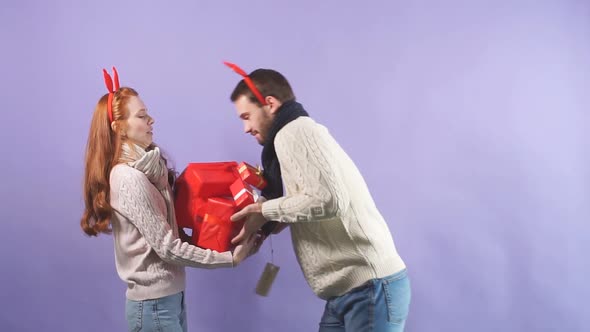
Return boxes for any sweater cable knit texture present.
[262,117,406,299]
[110,145,232,301]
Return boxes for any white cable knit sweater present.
[110,163,233,301]
[261,117,406,300]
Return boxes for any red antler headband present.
[223,61,267,106]
[102,67,120,123]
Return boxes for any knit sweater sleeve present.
[112,167,233,268]
[261,121,350,223]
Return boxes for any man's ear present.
[266,96,282,114]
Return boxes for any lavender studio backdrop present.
[0,0,588,331]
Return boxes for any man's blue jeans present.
[319,269,411,332]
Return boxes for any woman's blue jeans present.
[125,291,187,332]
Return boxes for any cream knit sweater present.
[262,117,406,300]
[110,164,233,301]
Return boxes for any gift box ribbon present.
[238,164,265,188]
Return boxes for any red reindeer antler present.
[223,61,267,106]
[102,67,120,122]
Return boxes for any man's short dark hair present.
[230,69,295,106]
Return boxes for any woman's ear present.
[111,121,126,137]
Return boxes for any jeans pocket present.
[382,275,411,324]
[125,300,143,332]
[154,292,184,330]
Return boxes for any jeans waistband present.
[332,268,408,299]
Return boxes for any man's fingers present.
[230,209,247,222]
[250,233,258,245]
[249,232,266,256]
[231,227,247,244]
[250,239,263,255]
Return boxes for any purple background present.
[1,0,588,331]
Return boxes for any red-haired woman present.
[81,68,255,332]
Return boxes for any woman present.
[80,67,255,332]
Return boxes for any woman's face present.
[124,96,154,147]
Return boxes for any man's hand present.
[232,233,257,266]
[249,230,267,256]
[231,202,268,244]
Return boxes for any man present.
[225,63,410,332]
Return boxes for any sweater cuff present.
[227,251,235,268]
[222,251,234,267]
[261,197,285,222]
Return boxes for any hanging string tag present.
[255,235,280,297]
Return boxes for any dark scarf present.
[260,100,309,234]
[261,100,309,198]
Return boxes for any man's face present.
[234,95,275,146]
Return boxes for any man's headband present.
[223,61,267,106]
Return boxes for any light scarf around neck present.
[120,143,178,236]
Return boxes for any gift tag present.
[255,262,280,297]
[255,235,279,296]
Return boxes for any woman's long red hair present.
[80,87,137,236]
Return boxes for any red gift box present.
[237,162,267,190]
[189,215,203,246]
[196,197,244,252]
[175,195,207,229]
[230,178,256,209]
[174,162,238,228]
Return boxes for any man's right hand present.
[231,233,257,266]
